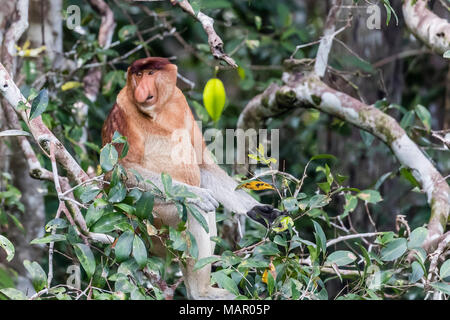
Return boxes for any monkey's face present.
[127,58,177,116]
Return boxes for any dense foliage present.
[0,0,449,300]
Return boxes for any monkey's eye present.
[148,70,155,75]
[136,72,143,77]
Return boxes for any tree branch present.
[0,63,89,184]
[402,0,450,55]
[168,0,237,68]
[238,66,449,252]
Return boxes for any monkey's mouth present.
[145,95,154,103]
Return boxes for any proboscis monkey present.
[102,57,281,299]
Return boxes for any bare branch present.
[168,0,237,68]
[314,0,346,77]
[326,232,382,247]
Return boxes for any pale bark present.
[403,0,450,55]
[168,0,237,68]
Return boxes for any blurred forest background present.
[0,0,449,300]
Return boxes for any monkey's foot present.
[190,287,236,300]
[247,205,284,227]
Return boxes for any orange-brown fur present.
[102,57,203,186]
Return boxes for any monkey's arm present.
[121,161,219,213]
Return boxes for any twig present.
[326,232,382,247]
[168,0,237,68]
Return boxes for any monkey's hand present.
[185,186,220,213]
[247,205,284,228]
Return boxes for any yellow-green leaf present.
[203,78,226,122]
[61,81,82,91]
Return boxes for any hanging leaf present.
[23,260,47,292]
[187,205,209,233]
[100,143,118,172]
[115,231,134,262]
[29,89,48,120]
[73,243,96,278]
[135,191,154,220]
[414,104,431,131]
[0,235,15,262]
[61,81,82,91]
[203,78,226,122]
[132,235,147,268]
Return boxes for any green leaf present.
[30,234,66,244]
[86,202,109,228]
[341,194,358,218]
[282,197,298,212]
[357,190,382,204]
[23,260,47,292]
[115,231,134,262]
[114,203,135,215]
[118,25,137,41]
[326,250,357,267]
[312,220,327,256]
[409,261,424,283]
[211,270,239,296]
[169,227,187,251]
[408,227,428,249]
[108,181,126,203]
[45,218,68,232]
[79,185,101,203]
[400,110,415,129]
[0,235,15,262]
[439,259,450,281]
[187,205,209,233]
[203,78,226,122]
[91,213,126,233]
[430,282,450,295]
[100,144,118,172]
[161,172,173,195]
[399,168,420,188]
[191,100,210,123]
[0,288,27,300]
[194,256,221,271]
[310,154,337,161]
[74,243,96,278]
[254,242,280,256]
[132,235,147,268]
[29,89,48,120]
[381,238,407,261]
[444,50,450,59]
[309,194,330,209]
[135,191,154,220]
[414,104,431,131]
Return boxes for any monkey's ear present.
[247,205,284,228]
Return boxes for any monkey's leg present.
[182,210,235,300]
